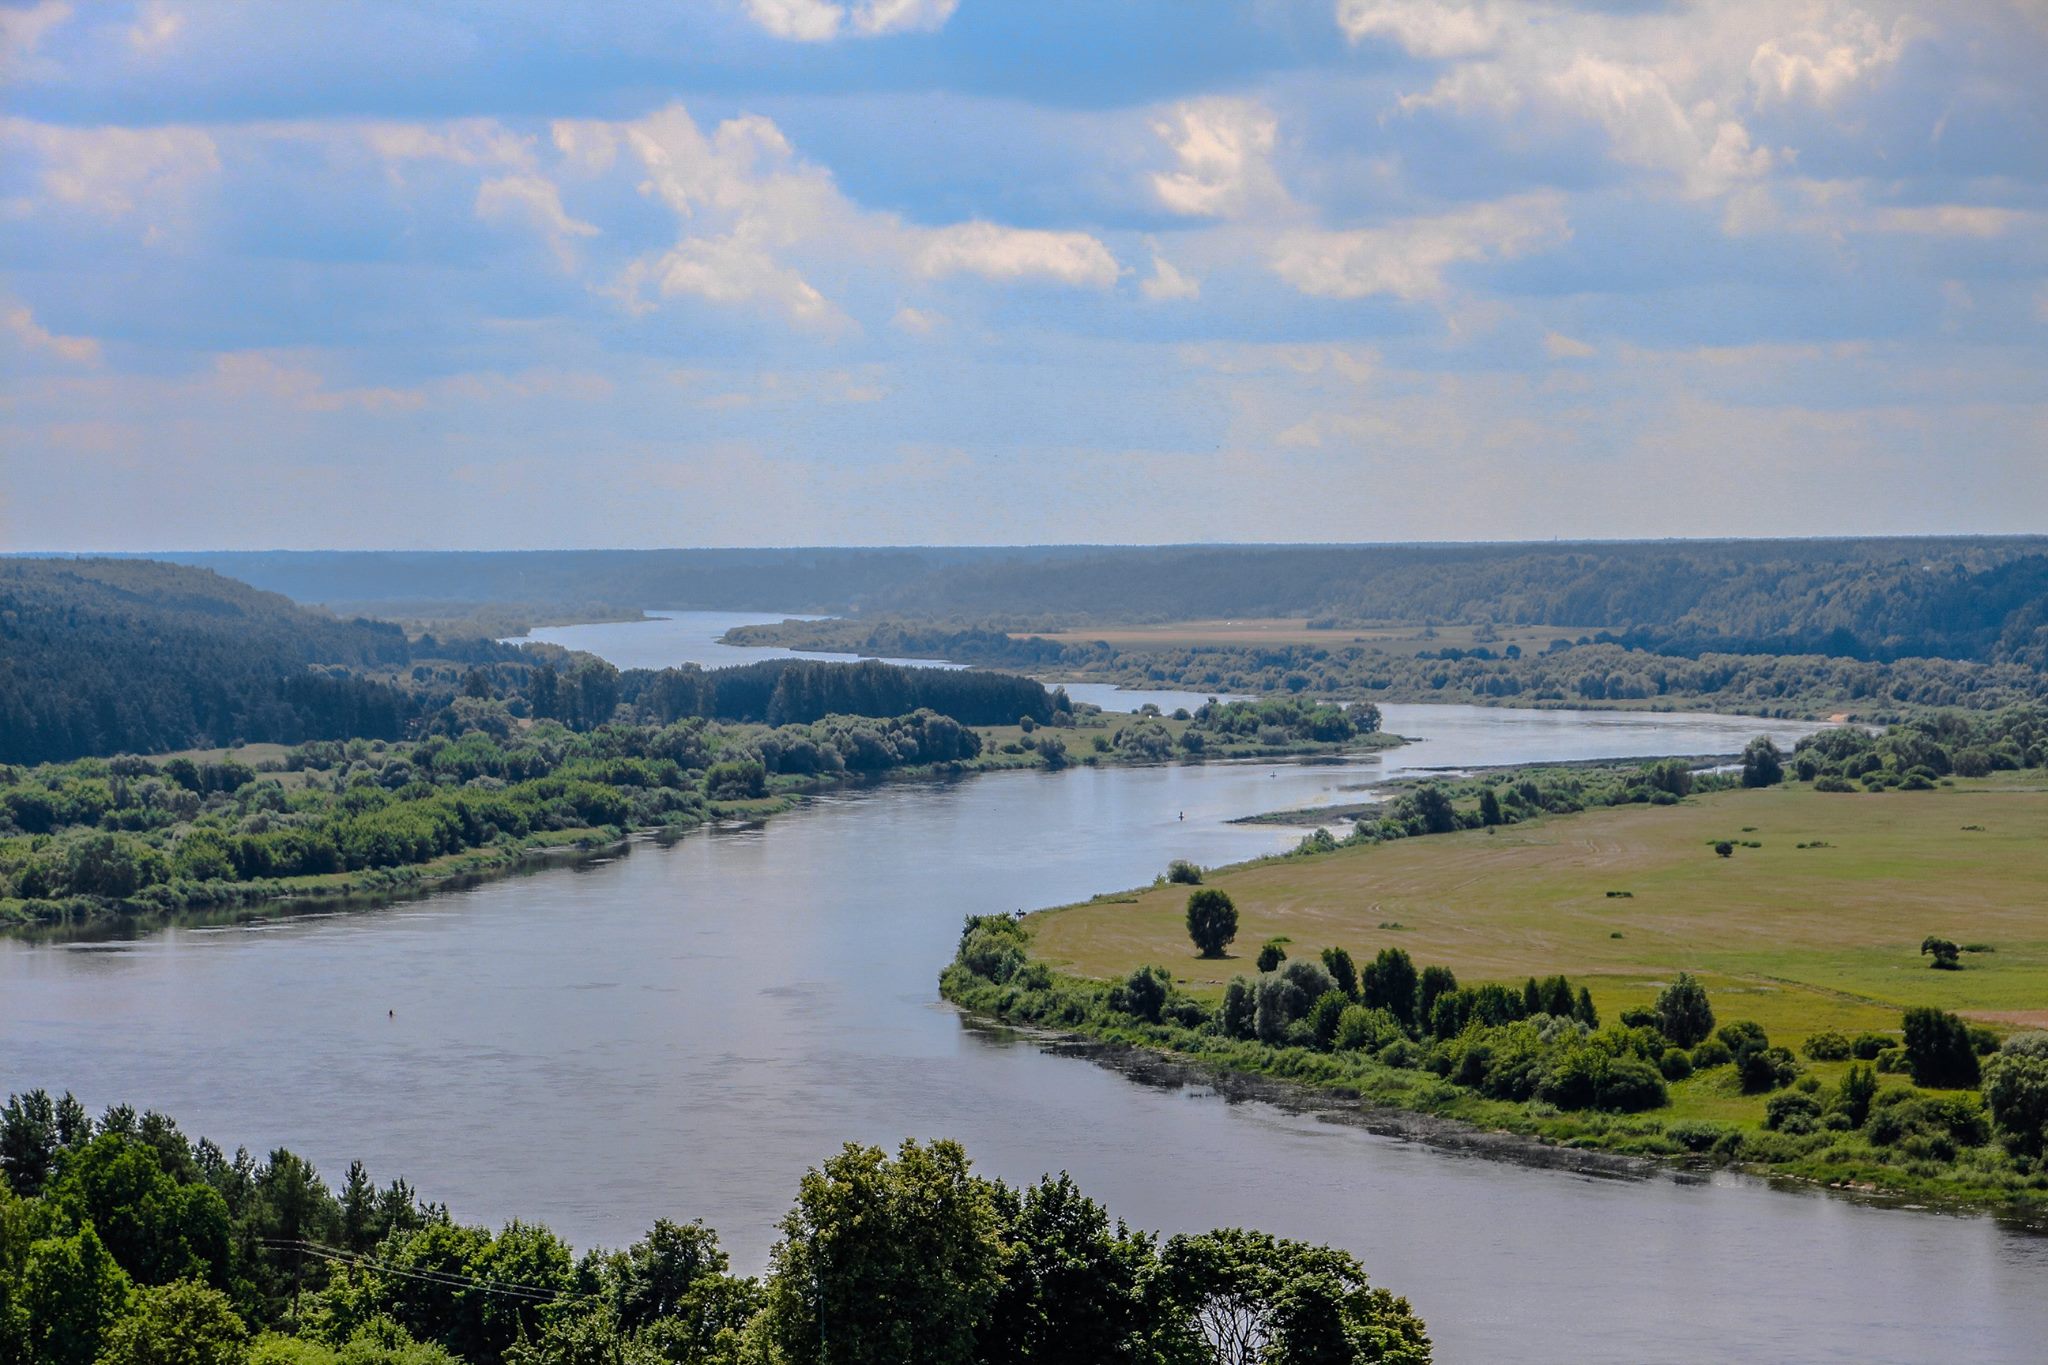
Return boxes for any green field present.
[1033,776,2048,1049]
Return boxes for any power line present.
[254,1237,582,1305]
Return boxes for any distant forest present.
[164,539,2048,667]
[0,560,1051,763]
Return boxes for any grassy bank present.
[943,770,2048,1217]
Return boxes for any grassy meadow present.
[1032,776,2048,1060]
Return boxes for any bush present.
[1763,1091,1824,1133]
[1983,1049,2048,1158]
[1920,936,1961,970]
[1165,859,1203,885]
[1801,1031,1852,1061]
[1739,1047,1800,1094]
[1849,1031,1891,1060]
[1333,1005,1405,1054]
[1256,939,1288,972]
[1902,1006,1981,1088]
[1658,1048,1694,1081]
[1813,775,1856,792]
[1666,1120,1730,1153]
[1221,977,1256,1040]
[1184,889,1238,959]
[1308,991,1351,1051]
[1689,1038,1733,1068]
[1108,965,1173,1023]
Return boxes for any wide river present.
[6,614,2043,1362]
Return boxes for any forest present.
[0,560,513,765]
[174,540,2048,668]
[0,1094,1432,1365]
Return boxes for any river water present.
[5,615,2042,1363]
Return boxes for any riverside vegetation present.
[0,675,1392,930]
[943,707,2048,1214]
[0,1096,1432,1365]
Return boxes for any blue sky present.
[2,0,2044,549]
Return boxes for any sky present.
[2,0,2044,550]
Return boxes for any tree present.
[1654,974,1716,1048]
[1741,736,1784,788]
[1982,1044,2048,1159]
[1477,789,1503,827]
[1320,947,1358,1000]
[1920,936,1961,970]
[1713,841,1735,858]
[1166,860,1203,886]
[95,1278,248,1365]
[1185,890,1239,959]
[1902,1007,1981,1089]
[0,1090,59,1197]
[755,1139,1006,1365]
[1221,978,1257,1041]
[1155,1228,1430,1365]
[1837,1063,1878,1129]
[1416,966,1458,1027]
[1256,940,1288,973]
[22,1225,132,1365]
[1359,949,1419,1030]
[1110,966,1173,1024]
[983,1174,1153,1365]
[1409,786,1458,835]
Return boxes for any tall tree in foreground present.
[1186,890,1240,959]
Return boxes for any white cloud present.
[1870,205,2030,238]
[1377,2,1919,203]
[744,0,957,42]
[0,1,68,79]
[476,174,599,269]
[1142,253,1201,302]
[1149,98,1285,219]
[127,0,184,55]
[1270,192,1568,300]
[2,117,220,218]
[366,120,534,171]
[1750,12,1909,108]
[916,222,1120,288]
[1544,329,1596,360]
[892,305,944,333]
[1336,0,1502,59]
[3,301,101,364]
[210,352,426,414]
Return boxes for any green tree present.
[1154,1228,1429,1365]
[96,1278,248,1365]
[1256,940,1288,973]
[1740,737,1784,788]
[1320,947,1358,1000]
[984,1173,1154,1365]
[1982,1044,2048,1158]
[1902,1007,1981,1089]
[23,1224,132,1365]
[1836,1063,1879,1129]
[1477,788,1503,827]
[1653,973,1716,1049]
[1359,949,1419,1030]
[1920,936,1962,970]
[755,1139,1006,1365]
[1185,890,1239,959]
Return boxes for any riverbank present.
[941,755,2048,1220]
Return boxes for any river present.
[4,614,2041,1363]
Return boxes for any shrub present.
[1184,889,1238,959]
[1254,972,1308,1044]
[1658,1048,1694,1081]
[1875,1046,1909,1074]
[1256,939,1288,972]
[1739,1046,1800,1094]
[1333,1005,1405,1054]
[1801,1031,1852,1061]
[1108,965,1173,1023]
[1834,1063,1878,1129]
[1713,841,1735,858]
[1165,859,1203,885]
[1849,1031,1891,1061]
[1308,991,1351,1051]
[1764,1091,1824,1132]
[1221,977,1256,1040]
[1920,936,1961,970]
[1654,973,1716,1048]
[1902,1007,1981,1088]
[1982,1049,2048,1158]
[1813,775,1856,792]
[1666,1120,1729,1153]
[1689,1038,1733,1068]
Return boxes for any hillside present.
[0,559,441,763]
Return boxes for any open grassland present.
[1023,618,1589,656]
[1032,775,2048,1048]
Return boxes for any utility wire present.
[254,1237,584,1304]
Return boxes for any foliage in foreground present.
[0,1097,1430,1365]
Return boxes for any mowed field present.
[1031,777,2048,1047]
[1022,619,1587,656]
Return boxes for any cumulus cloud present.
[0,1,69,79]
[1149,98,1285,219]
[1142,253,1201,302]
[1270,192,1569,300]
[1544,330,1596,360]
[476,173,599,269]
[1377,1,1918,203]
[3,301,101,364]
[744,0,957,42]
[916,222,1120,287]
[2,117,220,218]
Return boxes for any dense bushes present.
[0,1095,1432,1365]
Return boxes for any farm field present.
[1031,776,2048,1047]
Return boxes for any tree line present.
[0,1094,1432,1364]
